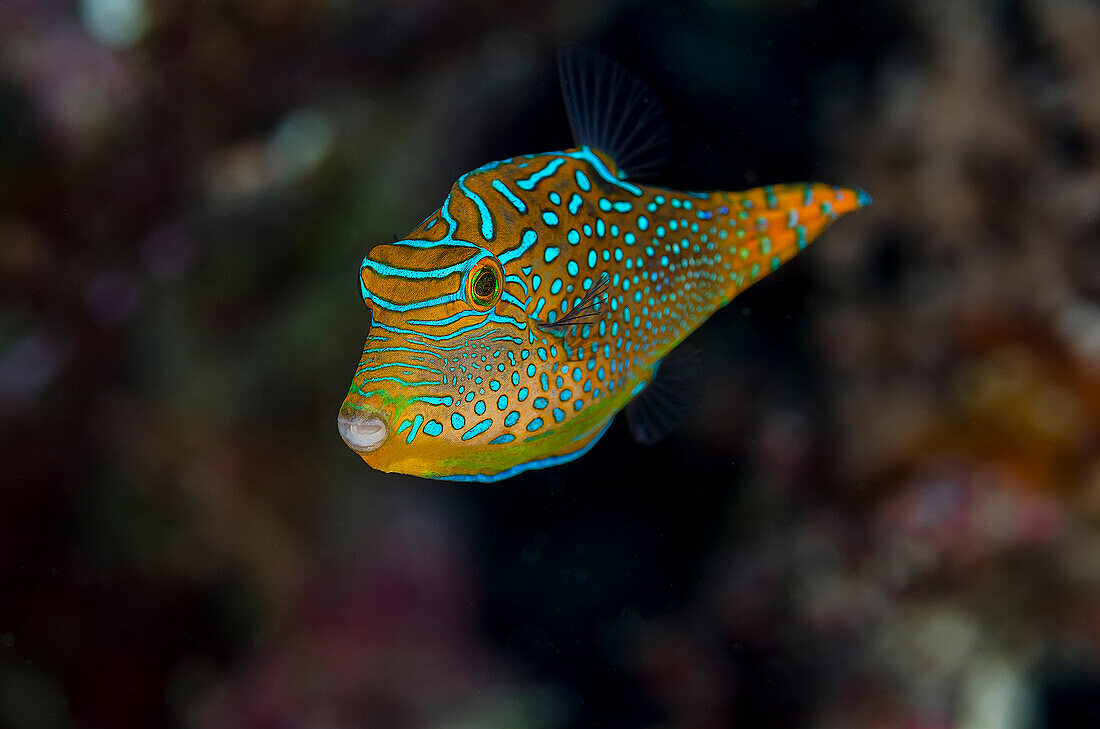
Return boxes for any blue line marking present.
[491,179,527,212]
[462,418,493,440]
[500,229,538,264]
[517,158,565,190]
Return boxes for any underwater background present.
[2,0,1100,727]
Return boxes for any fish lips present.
[337,405,389,453]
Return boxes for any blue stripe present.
[361,252,481,279]
[491,179,528,212]
[411,396,454,406]
[500,229,539,264]
[461,418,493,441]
[516,158,565,190]
[354,376,441,389]
[505,274,528,295]
[457,173,494,240]
[407,310,490,327]
[374,320,503,342]
[355,362,442,376]
[366,291,461,313]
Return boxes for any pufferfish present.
[337,48,870,482]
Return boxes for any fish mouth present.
[337,408,388,453]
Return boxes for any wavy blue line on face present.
[500,291,528,310]
[486,311,529,330]
[500,229,539,264]
[361,248,486,280]
[354,362,443,377]
[354,375,441,390]
[407,309,491,328]
[505,274,529,295]
[360,345,445,361]
[364,290,461,313]
[374,320,501,342]
[457,173,494,240]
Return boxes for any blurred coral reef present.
[2,1,1099,728]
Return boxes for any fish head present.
[338,157,624,481]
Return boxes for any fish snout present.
[337,408,388,453]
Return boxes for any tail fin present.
[714,182,871,300]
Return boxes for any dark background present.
[3,1,1100,727]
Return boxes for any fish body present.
[338,52,870,482]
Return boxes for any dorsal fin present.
[557,46,671,179]
[624,345,703,445]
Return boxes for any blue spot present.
[505,411,520,426]
[567,229,580,245]
[490,433,515,444]
[544,247,560,263]
[857,188,874,207]
[569,194,583,215]
[533,397,548,409]
[497,395,508,410]
[518,387,529,401]
[406,414,424,444]
[475,400,486,415]
[552,408,565,422]
[575,169,591,191]
[451,413,465,429]
[542,211,559,226]
[424,420,444,436]
[462,418,493,440]
[526,417,544,432]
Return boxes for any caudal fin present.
[714,182,870,299]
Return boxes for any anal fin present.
[625,345,703,445]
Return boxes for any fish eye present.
[474,269,496,298]
[466,259,503,310]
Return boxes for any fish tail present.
[711,182,870,301]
